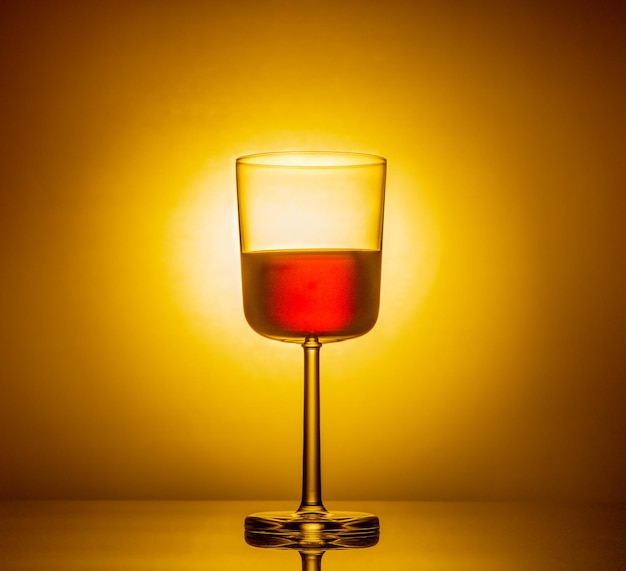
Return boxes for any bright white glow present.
[168,157,440,361]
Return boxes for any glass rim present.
[236,151,386,169]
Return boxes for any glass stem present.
[298,335,327,513]
[300,550,324,571]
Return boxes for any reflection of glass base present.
[245,510,379,549]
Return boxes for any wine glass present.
[236,151,386,546]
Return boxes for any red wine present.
[241,249,382,343]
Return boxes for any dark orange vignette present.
[0,0,625,503]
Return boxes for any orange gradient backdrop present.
[1,0,624,501]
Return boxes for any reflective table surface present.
[1,501,624,569]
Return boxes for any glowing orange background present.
[1,0,624,501]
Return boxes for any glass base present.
[245,509,379,549]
